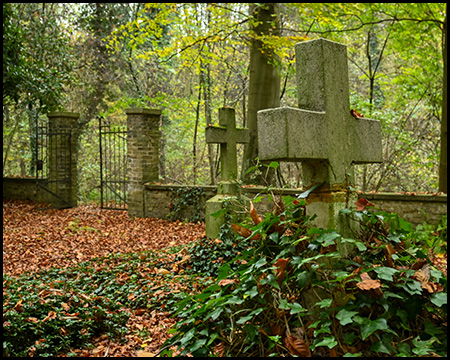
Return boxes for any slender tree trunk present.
[193,75,202,185]
[242,3,281,184]
[202,63,216,185]
[439,5,447,193]
[202,7,216,185]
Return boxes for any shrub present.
[161,197,447,357]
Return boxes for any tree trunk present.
[439,5,447,193]
[242,3,281,184]
[193,73,203,185]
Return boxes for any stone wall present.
[3,179,446,226]
[144,184,216,219]
[361,193,447,226]
[3,178,48,202]
[143,184,447,227]
[3,178,37,201]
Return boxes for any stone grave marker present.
[205,107,249,239]
[258,38,383,238]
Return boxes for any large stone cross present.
[205,107,249,239]
[205,107,249,191]
[258,38,383,235]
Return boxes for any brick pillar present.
[47,111,80,208]
[126,108,162,217]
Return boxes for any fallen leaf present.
[25,317,39,323]
[356,272,383,297]
[13,299,23,312]
[250,201,263,225]
[412,264,442,293]
[156,268,172,275]
[384,244,395,267]
[218,279,234,287]
[231,223,260,240]
[284,334,311,357]
[274,258,290,286]
[270,321,285,336]
[42,310,57,322]
[92,345,105,356]
[355,198,375,211]
[350,109,364,118]
[136,350,156,357]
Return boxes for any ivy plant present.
[161,197,447,357]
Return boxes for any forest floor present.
[3,199,447,357]
[3,199,206,357]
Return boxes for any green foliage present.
[415,215,447,255]
[186,218,254,277]
[3,3,74,110]
[2,251,199,357]
[161,199,447,357]
[167,187,206,222]
[3,3,446,191]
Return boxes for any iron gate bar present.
[35,125,73,210]
[99,115,128,210]
[102,181,128,203]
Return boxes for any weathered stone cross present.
[205,107,249,192]
[258,38,383,235]
[204,107,249,239]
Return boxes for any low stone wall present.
[4,179,446,227]
[3,178,38,201]
[361,192,447,226]
[144,184,447,227]
[144,184,217,219]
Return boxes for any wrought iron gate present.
[35,121,73,210]
[99,115,128,210]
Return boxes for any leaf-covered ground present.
[3,199,204,277]
[3,199,206,357]
[3,199,447,357]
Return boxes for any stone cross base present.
[205,190,250,239]
[306,190,358,257]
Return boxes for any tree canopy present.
[3,3,447,196]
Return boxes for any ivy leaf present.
[314,336,338,349]
[236,308,263,324]
[259,273,280,290]
[316,298,332,308]
[316,232,341,247]
[430,292,447,307]
[190,338,207,353]
[358,318,395,341]
[217,263,231,281]
[207,307,223,321]
[278,298,290,310]
[370,333,396,355]
[288,302,307,315]
[336,309,359,326]
[373,266,398,281]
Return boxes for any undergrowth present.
[2,250,206,357]
[3,200,447,357]
[161,197,447,357]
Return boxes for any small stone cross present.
[205,107,249,188]
[204,107,250,239]
[258,38,382,190]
